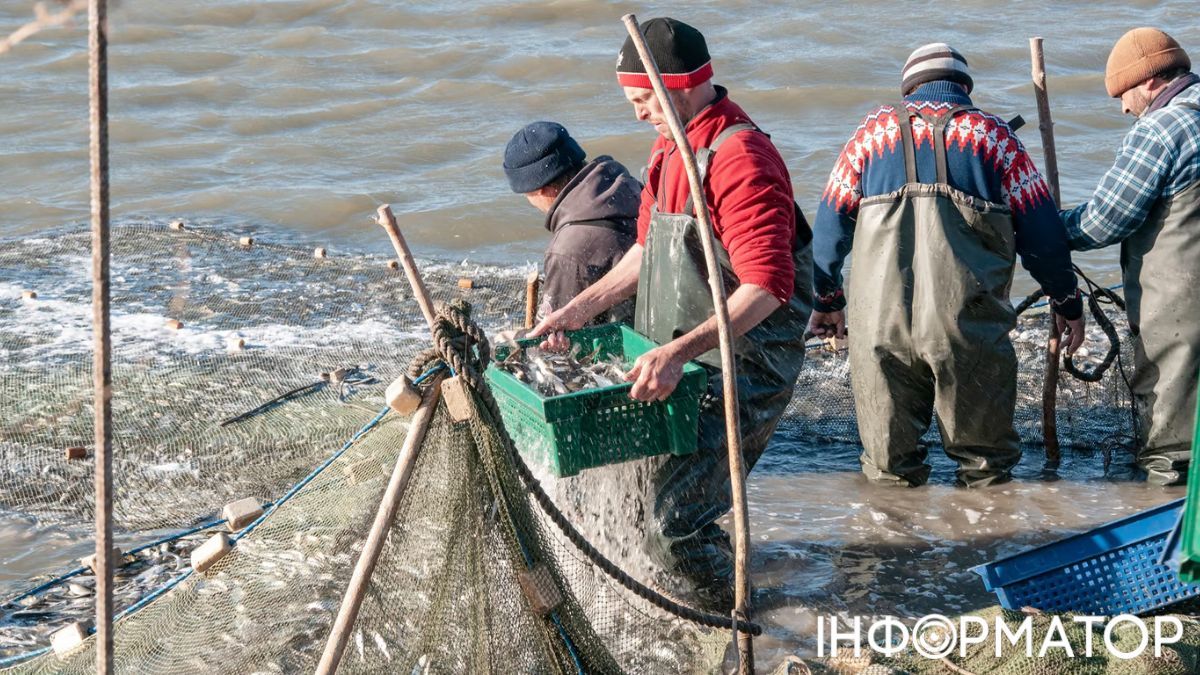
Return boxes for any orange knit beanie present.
[1105,28,1191,97]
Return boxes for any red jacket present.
[638,88,796,304]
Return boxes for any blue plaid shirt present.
[1062,79,1200,250]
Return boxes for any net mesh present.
[0,224,1153,673]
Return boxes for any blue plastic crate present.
[972,498,1200,615]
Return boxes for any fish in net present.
[0,223,1162,673]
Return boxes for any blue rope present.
[233,364,444,543]
[506,493,584,674]
[233,405,389,542]
[4,567,87,608]
[0,647,50,668]
[2,511,258,609]
[0,364,447,667]
[114,569,191,621]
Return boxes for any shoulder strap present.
[908,103,976,185]
[684,123,760,216]
[895,101,917,184]
[641,148,666,187]
[930,104,975,185]
[1178,101,1200,112]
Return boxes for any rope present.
[0,647,49,668]
[1011,270,1126,384]
[1061,268,1125,383]
[1013,288,1047,316]
[0,511,256,610]
[1013,282,1125,316]
[0,369,424,668]
[424,301,763,636]
[504,471,585,675]
[219,380,325,427]
[218,367,376,427]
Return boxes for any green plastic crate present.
[484,323,707,477]
[1176,372,1200,583]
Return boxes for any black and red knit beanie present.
[616,18,713,90]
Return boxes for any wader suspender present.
[643,123,761,216]
[641,148,664,188]
[682,123,759,217]
[895,102,976,186]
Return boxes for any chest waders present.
[632,123,812,596]
[848,105,1021,488]
[1121,100,1200,486]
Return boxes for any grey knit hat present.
[901,43,973,94]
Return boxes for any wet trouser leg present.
[850,345,937,487]
[648,364,790,590]
[928,337,1021,487]
[1131,324,1199,486]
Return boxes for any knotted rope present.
[420,300,762,636]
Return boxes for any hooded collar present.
[904,80,973,106]
[544,156,640,234]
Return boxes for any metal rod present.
[88,0,113,672]
[524,269,540,330]
[376,205,437,332]
[1031,37,1062,467]
[621,14,754,672]
[314,374,446,675]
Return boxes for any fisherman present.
[503,121,640,324]
[808,43,1085,488]
[531,17,812,608]
[1060,28,1200,486]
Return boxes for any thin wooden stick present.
[314,374,446,675]
[88,0,113,672]
[621,14,753,672]
[1031,37,1062,467]
[315,207,448,672]
[524,269,540,330]
[1030,38,1061,205]
[0,0,88,56]
[376,205,436,332]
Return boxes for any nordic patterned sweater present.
[812,80,1079,313]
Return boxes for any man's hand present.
[1056,313,1086,356]
[529,302,592,352]
[625,343,686,402]
[807,310,846,339]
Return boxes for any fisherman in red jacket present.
[531,17,811,609]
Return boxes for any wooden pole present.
[88,1,114,672]
[375,205,436,332]
[621,14,754,671]
[1031,37,1062,467]
[524,269,540,330]
[1030,38,1060,205]
[314,374,446,675]
[315,207,446,673]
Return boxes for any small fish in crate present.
[496,343,628,397]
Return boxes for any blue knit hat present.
[503,122,586,194]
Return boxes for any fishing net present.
[0,223,1146,673]
[0,223,731,673]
